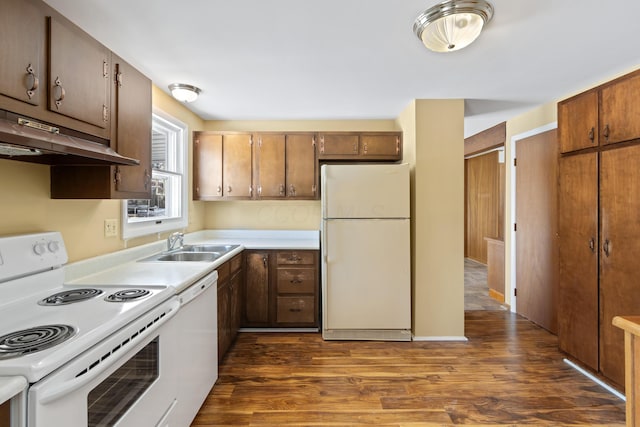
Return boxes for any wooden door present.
[222,134,252,199]
[600,73,640,146]
[557,152,599,370]
[256,133,285,198]
[243,251,270,326]
[193,133,223,200]
[600,144,640,387]
[515,129,558,333]
[0,0,44,106]
[48,16,110,129]
[465,151,501,263]
[558,91,598,153]
[360,134,401,160]
[112,56,151,198]
[286,134,317,199]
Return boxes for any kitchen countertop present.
[65,229,319,293]
[0,376,26,405]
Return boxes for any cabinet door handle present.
[217,185,222,195]
[588,127,595,143]
[603,124,610,142]
[290,278,303,284]
[26,64,39,99]
[227,186,232,194]
[279,184,285,196]
[262,256,268,268]
[603,239,611,257]
[53,77,65,109]
[144,169,150,190]
[363,142,368,154]
[589,237,595,253]
[289,184,296,196]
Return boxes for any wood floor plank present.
[191,311,625,426]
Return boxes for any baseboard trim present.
[412,335,469,342]
[489,288,505,303]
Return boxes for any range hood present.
[0,111,139,166]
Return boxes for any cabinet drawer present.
[277,268,316,294]
[276,296,315,324]
[217,261,230,284]
[276,251,315,265]
[230,253,243,274]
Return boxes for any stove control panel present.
[0,232,68,282]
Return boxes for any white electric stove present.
[0,232,180,427]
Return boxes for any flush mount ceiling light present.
[168,83,201,103]
[413,0,494,53]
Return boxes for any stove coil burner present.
[38,288,103,306]
[105,289,151,302]
[0,325,76,360]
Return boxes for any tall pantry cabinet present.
[558,68,640,389]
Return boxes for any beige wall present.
[0,85,204,262]
[396,99,465,338]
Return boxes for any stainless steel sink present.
[138,243,240,262]
[156,252,222,262]
[139,251,221,262]
[182,244,240,253]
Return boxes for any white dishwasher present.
[171,269,218,427]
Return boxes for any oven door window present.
[87,337,159,426]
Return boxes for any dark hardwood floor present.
[192,310,625,426]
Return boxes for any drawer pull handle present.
[289,278,303,284]
[289,308,302,312]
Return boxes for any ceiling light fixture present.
[168,83,201,103]
[413,0,494,53]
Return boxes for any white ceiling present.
[43,0,640,137]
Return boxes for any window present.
[121,110,188,239]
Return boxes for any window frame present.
[121,108,188,239]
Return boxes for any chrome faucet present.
[167,232,184,251]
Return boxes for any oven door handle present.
[38,298,180,405]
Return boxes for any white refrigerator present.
[321,163,411,341]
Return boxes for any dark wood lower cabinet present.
[599,145,640,386]
[217,252,243,362]
[558,152,599,371]
[242,249,319,328]
[558,144,640,389]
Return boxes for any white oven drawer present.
[28,297,180,427]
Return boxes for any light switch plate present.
[104,219,118,237]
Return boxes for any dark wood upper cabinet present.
[222,134,253,199]
[50,56,151,199]
[255,133,286,198]
[559,69,640,154]
[193,133,223,200]
[254,133,317,200]
[600,72,640,147]
[317,132,402,161]
[558,91,598,154]
[195,131,318,201]
[317,133,359,158]
[0,0,44,107]
[48,16,110,130]
[110,55,151,197]
[285,134,317,199]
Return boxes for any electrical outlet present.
[104,219,118,237]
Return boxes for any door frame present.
[509,121,557,314]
